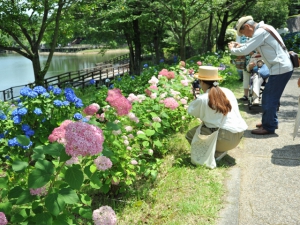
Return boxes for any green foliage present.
[282,32,300,53]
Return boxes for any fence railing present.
[0,54,130,102]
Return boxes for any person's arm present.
[229,29,266,55]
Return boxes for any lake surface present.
[0,50,127,91]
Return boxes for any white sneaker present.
[253,97,260,105]
[215,152,227,161]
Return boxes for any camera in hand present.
[192,79,200,89]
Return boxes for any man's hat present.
[236,16,253,36]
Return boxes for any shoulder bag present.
[190,117,225,169]
[261,25,299,68]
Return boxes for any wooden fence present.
[0,54,130,101]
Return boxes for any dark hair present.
[202,81,232,115]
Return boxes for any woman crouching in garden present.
[186,66,247,160]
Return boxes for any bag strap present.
[261,25,287,50]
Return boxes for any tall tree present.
[216,0,257,51]
[0,0,78,85]
[155,0,223,60]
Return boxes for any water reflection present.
[0,50,128,91]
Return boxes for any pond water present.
[0,50,128,91]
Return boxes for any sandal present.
[239,95,248,101]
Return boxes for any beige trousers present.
[185,125,244,153]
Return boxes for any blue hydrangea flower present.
[53,88,62,95]
[109,84,114,89]
[105,79,110,83]
[82,117,89,123]
[18,102,23,107]
[53,100,64,107]
[74,113,83,120]
[42,92,50,98]
[47,86,54,92]
[131,76,135,79]
[11,109,19,116]
[27,90,38,98]
[0,111,6,120]
[33,86,47,94]
[63,101,70,106]
[89,79,96,85]
[13,115,22,124]
[22,124,31,132]
[18,107,28,116]
[75,101,84,108]
[25,129,35,137]
[33,108,42,115]
[160,59,164,63]
[5,155,10,160]
[117,77,122,81]
[0,133,4,139]
[144,64,148,68]
[8,137,19,147]
[20,87,32,96]
[65,88,75,94]
[65,93,77,103]
[22,141,33,149]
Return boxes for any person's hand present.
[228,41,240,50]
[248,62,256,70]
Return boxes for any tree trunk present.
[179,33,186,61]
[216,11,230,51]
[132,19,142,75]
[207,13,214,52]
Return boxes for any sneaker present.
[252,97,260,105]
[215,152,227,161]
[239,95,248,101]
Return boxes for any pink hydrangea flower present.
[148,149,154,155]
[181,80,189,86]
[112,130,122,135]
[30,186,48,196]
[180,98,187,105]
[0,212,8,225]
[148,76,159,85]
[163,97,179,110]
[127,146,132,150]
[127,134,134,139]
[131,159,138,165]
[92,206,117,225]
[159,69,169,76]
[49,121,105,157]
[152,117,161,122]
[197,61,202,66]
[66,156,80,165]
[145,85,158,97]
[180,61,186,67]
[106,89,132,116]
[127,93,139,103]
[124,126,133,132]
[48,120,73,144]
[94,156,113,171]
[83,103,100,115]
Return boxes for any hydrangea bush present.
[0,54,236,224]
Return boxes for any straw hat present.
[193,66,222,80]
[236,16,253,36]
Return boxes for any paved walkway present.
[217,68,300,225]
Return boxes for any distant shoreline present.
[38,48,129,56]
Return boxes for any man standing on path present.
[228,16,293,135]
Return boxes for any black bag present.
[289,51,299,68]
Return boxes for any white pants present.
[251,73,265,99]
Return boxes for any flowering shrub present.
[0,54,235,224]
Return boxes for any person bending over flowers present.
[186,66,248,159]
